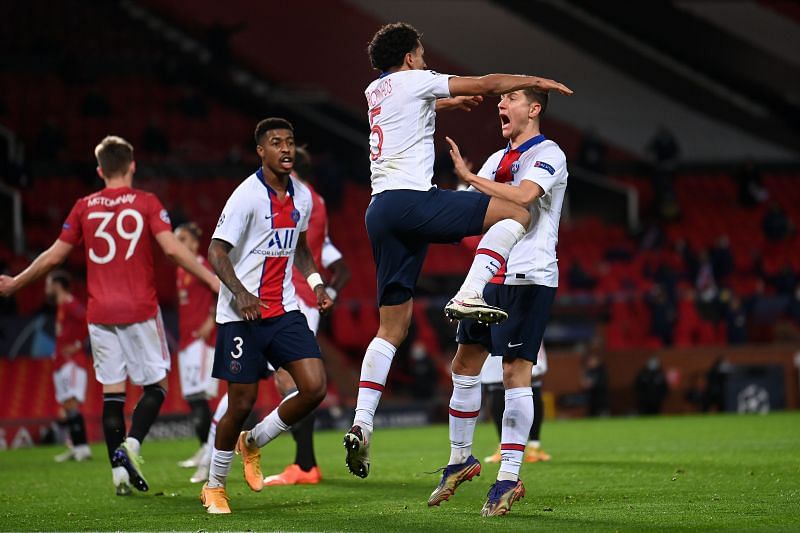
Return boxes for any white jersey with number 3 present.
[212,170,312,324]
[365,69,452,195]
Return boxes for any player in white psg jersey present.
[0,136,220,496]
[345,21,572,480]
[200,118,333,514]
[428,88,567,516]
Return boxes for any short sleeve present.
[296,196,310,233]
[58,200,84,245]
[212,185,251,248]
[321,237,343,269]
[147,194,173,235]
[477,153,502,181]
[408,70,452,99]
[519,147,566,196]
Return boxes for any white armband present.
[307,272,324,291]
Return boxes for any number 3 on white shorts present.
[230,336,243,359]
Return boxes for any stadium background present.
[1,0,799,448]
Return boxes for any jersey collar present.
[256,167,295,197]
[505,134,546,154]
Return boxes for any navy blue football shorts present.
[213,311,321,384]
[456,283,557,362]
[366,187,490,307]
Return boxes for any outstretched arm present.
[207,238,265,321]
[435,95,483,112]
[449,74,572,97]
[155,231,220,293]
[446,136,543,207]
[0,240,73,297]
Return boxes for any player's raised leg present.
[444,154,531,324]
[428,342,487,506]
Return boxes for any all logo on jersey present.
[534,161,555,175]
[267,229,296,250]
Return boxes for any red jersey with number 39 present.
[59,186,172,325]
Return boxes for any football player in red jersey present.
[173,222,219,475]
[46,270,91,463]
[0,136,220,496]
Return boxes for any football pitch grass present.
[1,412,798,532]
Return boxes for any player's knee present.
[502,359,533,389]
[303,373,327,407]
[510,204,531,228]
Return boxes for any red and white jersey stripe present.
[212,169,312,324]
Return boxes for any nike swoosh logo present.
[264,214,276,220]
[508,342,523,348]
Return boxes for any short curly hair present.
[367,22,421,72]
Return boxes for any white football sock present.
[203,394,228,465]
[448,373,482,465]
[499,387,534,481]
[353,337,397,433]
[458,219,526,297]
[208,448,234,488]
[249,409,290,448]
[124,436,141,456]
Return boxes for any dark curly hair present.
[367,22,421,72]
[254,117,294,144]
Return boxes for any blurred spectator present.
[721,290,747,344]
[703,357,732,412]
[647,126,681,170]
[577,129,607,173]
[225,144,243,165]
[634,356,669,414]
[710,235,734,282]
[568,261,597,290]
[734,160,768,207]
[178,87,209,118]
[408,342,437,400]
[684,372,706,412]
[762,202,793,242]
[32,117,66,162]
[81,89,111,117]
[647,126,681,220]
[766,265,797,296]
[581,353,609,417]
[646,284,676,346]
[674,239,699,282]
[141,118,170,155]
[695,249,718,303]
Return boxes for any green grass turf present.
[1,412,799,531]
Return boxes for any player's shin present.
[208,448,234,488]
[248,409,290,448]
[353,337,396,432]
[102,393,126,463]
[498,387,534,481]
[458,220,526,298]
[448,373,482,465]
[128,383,167,446]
